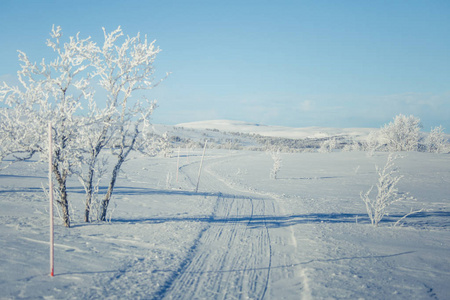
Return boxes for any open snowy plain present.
[1,124,449,299]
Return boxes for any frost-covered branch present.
[360,153,414,226]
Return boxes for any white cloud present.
[298,100,312,112]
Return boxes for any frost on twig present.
[393,208,425,227]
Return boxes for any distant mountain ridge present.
[176,120,376,140]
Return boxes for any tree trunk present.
[53,164,70,228]
[85,126,110,222]
[84,166,94,222]
[59,181,70,228]
[99,157,124,221]
[99,126,138,222]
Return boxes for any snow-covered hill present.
[176,120,376,140]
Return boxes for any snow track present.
[159,194,274,299]
[154,153,302,299]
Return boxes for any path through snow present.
[153,153,305,299]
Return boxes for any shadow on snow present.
[0,185,257,201]
[112,211,450,229]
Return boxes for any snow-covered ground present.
[1,148,449,299]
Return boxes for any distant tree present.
[425,125,448,153]
[379,114,422,151]
[363,130,382,155]
[318,138,337,153]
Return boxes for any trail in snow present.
[154,152,303,299]
[160,194,272,299]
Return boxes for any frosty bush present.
[425,126,448,153]
[379,114,422,151]
[360,154,413,227]
[342,140,362,152]
[318,138,337,153]
[363,130,382,155]
[268,148,282,179]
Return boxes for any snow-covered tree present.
[141,131,173,158]
[425,125,448,153]
[363,130,381,155]
[379,114,422,151]
[93,27,164,222]
[1,25,166,225]
[0,26,97,227]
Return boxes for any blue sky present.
[1,0,449,130]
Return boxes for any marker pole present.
[176,146,180,183]
[195,140,207,193]
[48,122,54,277]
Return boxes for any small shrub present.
[268,149,282,179]
[360,153,413,226]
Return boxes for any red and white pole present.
[48,122,54,277]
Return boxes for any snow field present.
[0,150,449,299]
[205,151,450,298]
